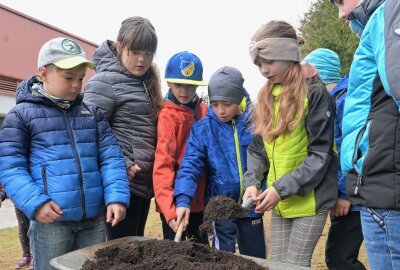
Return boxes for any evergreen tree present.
[299,0,359,75]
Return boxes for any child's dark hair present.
[115,16,162,122]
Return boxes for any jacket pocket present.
[42,166,48,194]
[351,119,372,174]
[351,119,372,195]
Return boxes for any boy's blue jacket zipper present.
[63,110,87,220]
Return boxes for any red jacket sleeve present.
[153,109,178,222]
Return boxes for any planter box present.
[50,236,311,270]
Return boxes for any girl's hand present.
[255,187,280,213]
[242,186,258,206]
[127,164,141,180]
[175,207,190,230]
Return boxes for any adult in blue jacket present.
[331,0,400,269]
[174,66,266,259]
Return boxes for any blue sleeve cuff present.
[338,190,348,200]
[176,194,191,208]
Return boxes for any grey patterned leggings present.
[270,212,327,267]
[15,207,31,256]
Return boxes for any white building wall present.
[0,94,16,116]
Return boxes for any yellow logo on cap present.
[180,60,195,77]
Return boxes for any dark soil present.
[82,239,267,270]
[200,195,250,232]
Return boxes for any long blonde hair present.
[251,21,308,142]
[115,16,163,122]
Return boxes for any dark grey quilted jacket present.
[84,40,156,200]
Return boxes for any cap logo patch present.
[61,39,82,55]
[180,60,195,77]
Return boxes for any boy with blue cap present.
[0,37,130,269]
[174,66,266,258]
[153,51,209,244]
[303,48,365,270]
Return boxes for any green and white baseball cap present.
[37,37,95,70]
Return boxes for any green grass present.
[0,227,22,270]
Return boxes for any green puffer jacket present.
[244,79,338,218]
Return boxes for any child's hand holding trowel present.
[242,186,258,208]
[174,207,190,242]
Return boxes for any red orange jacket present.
[153,99,208,222]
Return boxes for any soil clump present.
[82,239,267,270]
[200,195,250,232]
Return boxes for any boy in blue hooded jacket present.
[0,37,130,269]
[174,66,266,259]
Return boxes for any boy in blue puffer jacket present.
[174,66,266,259]
[0,37,130,270]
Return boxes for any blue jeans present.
[213,217,266,258]
[360,207,400,270]
[28,215,105,270]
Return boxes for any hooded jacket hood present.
[16,76,83,106]
[93,40,137,77]
[348,0,385,26]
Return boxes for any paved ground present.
[0,199,18,229]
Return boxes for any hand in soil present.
[200,196,250,232]
[82,239,268,270]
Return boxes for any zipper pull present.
[354,174,362,195]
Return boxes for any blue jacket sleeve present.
[174,124,207,208]
[0,109,51,219]
[95,108,130,207]
[336,93,348,199]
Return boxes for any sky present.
[0,0,316,99]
